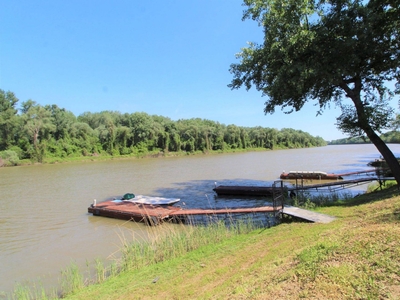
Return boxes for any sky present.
[1,1,396,142]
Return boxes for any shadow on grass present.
[333,185,400,207]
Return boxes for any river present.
[1,144,399,294]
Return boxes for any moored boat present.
[213,185,274,196]
[280,171,343,180]
[118,193,180,206]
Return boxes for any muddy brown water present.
[1,144,399,294]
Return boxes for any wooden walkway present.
[338,169,376,177]
[282,206,336,223]
[289,177,378,192]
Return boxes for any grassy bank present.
[11,186,400,299]
[60,186,400,299]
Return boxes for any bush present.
[0,150,20,166]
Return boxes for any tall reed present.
[10,217,264,299]
[290,191,355,208]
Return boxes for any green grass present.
[10,185,400,299]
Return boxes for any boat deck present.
[88,200,182,225]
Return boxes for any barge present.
[213,185,274,196]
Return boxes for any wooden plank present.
[169,206,277,216]
[287,177,377,191]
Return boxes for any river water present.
[1,144,400,294]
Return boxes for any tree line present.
[0,90,326,166]
[329,131,400,145]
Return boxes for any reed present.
[118,219,260,274]
[9,217,263,299]
[10,281,57,300]
[290,191,356,208]
[59,263,84,297]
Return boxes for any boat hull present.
[213,185,274,196]
[122,195,180,206]
[280,172,343,180]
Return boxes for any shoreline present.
[1,146,292,167]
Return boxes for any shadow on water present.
[152,176,373,212]
[153,179,279,228]
[153,178,275,210]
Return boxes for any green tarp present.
[122,193,135,200]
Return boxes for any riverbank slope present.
[64,186,400,299]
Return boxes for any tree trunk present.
[367,130,400,184]
[349,86,400,186]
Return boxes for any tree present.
[45,104,76,140]
[0,90,19,150]
[21,100,56,161]
[229,0,400,184]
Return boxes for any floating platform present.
[88,200,182,225]
[88,199,281,225]
[213,185,274,196]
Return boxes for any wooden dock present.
[88,200,337,225]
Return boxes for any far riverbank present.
[1,146,285,167]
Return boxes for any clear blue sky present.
[2,1,394,141]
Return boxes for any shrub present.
[0,150,20,166]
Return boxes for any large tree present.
[21,100,56,161]
[229,0,400,184]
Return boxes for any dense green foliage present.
[230,0,400,183]
[0,90,326,166]
[329,130,400,144]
